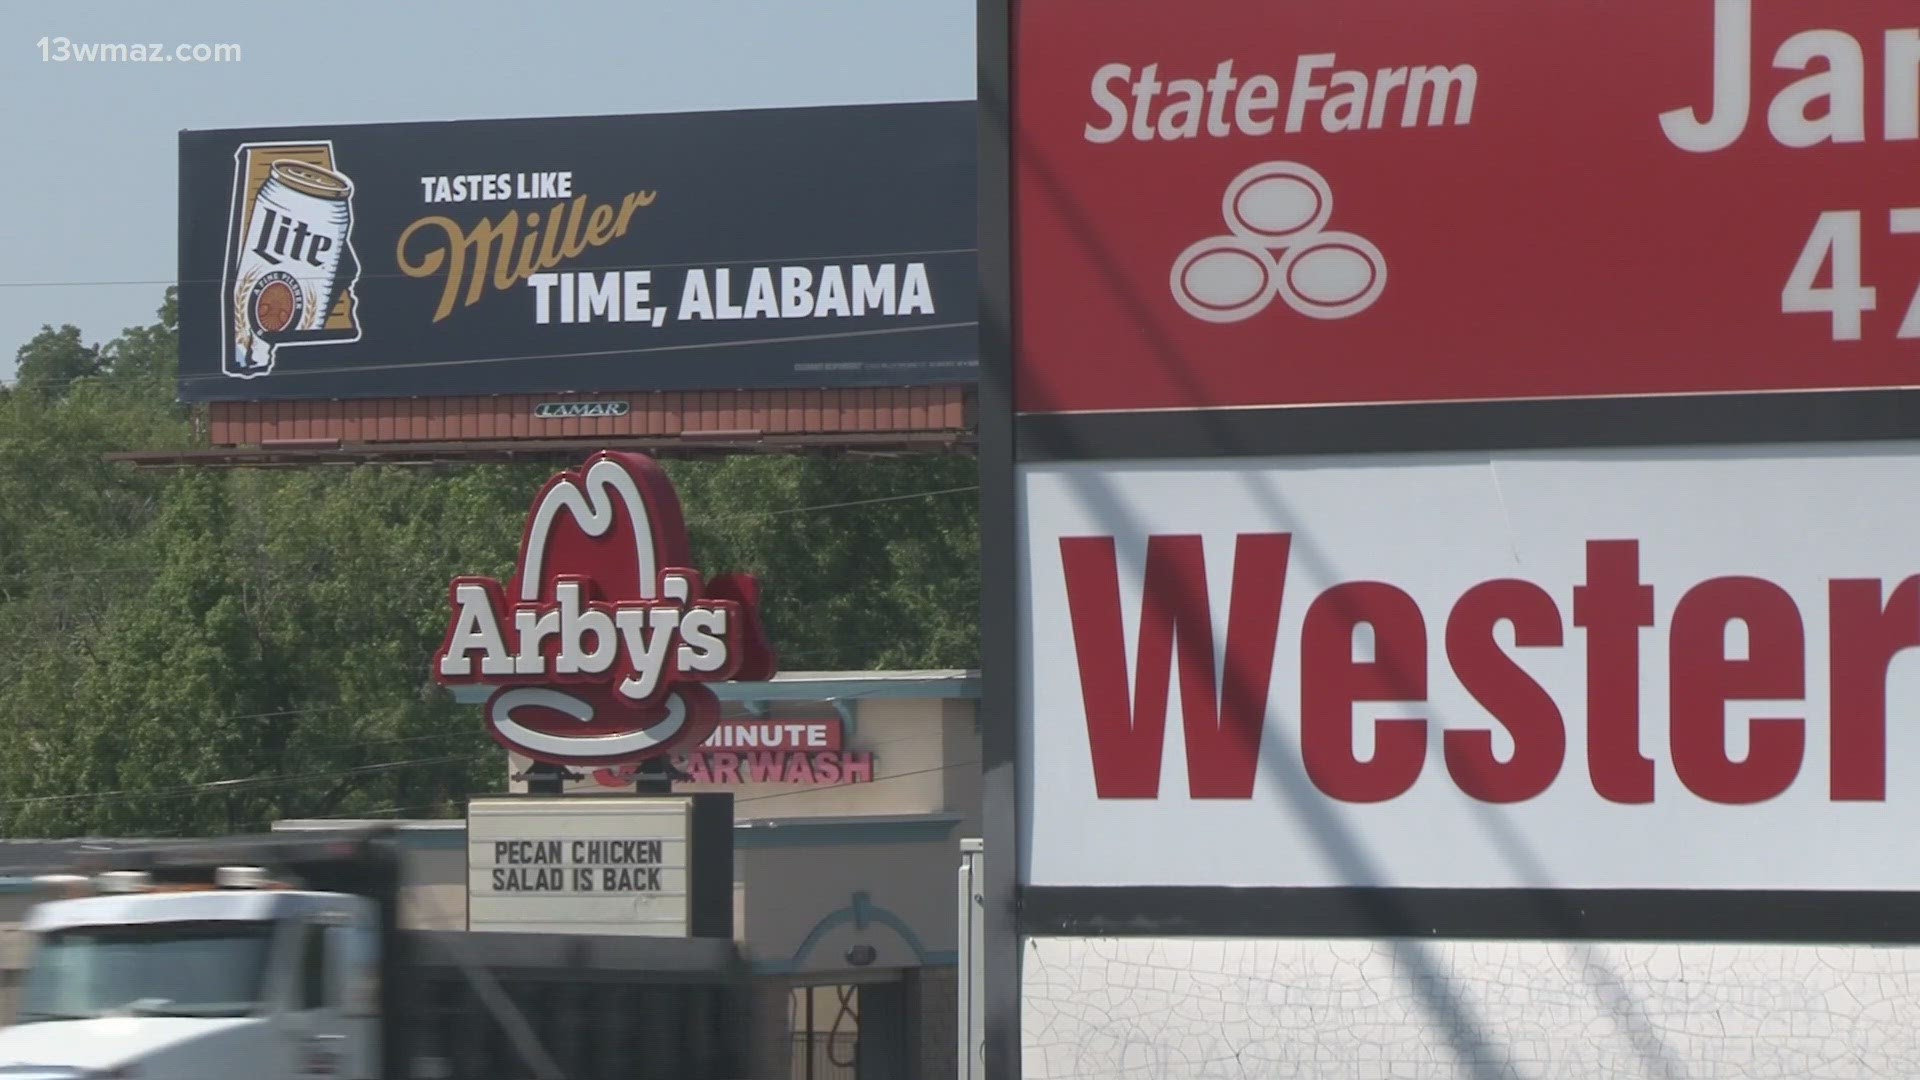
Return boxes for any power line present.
[0,245,980,292]
[0,750,493,811]
[5,325,976,391]
[171,321,976,385]
[699,485,978,522]
[218,757,989,825]
[733,758,980,806]
[0,744,985,821]
[225,732,989,828]
[0,483,980,586]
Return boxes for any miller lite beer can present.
[231,159,354,372]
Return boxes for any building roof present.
[0,838,183,872]
[715,669,980,701]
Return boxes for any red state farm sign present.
[1021,448,1920,891]
[1015,0,1920,415]
[434,450,777,767]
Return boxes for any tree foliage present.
[11,325,103,402]
[0,291,979,837]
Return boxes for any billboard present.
[178,101,976,403]
[1014,1,1920,415]
[1021,441,1920,891]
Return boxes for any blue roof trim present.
[747,891,945,975]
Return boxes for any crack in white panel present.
[1023,938,1920,1079]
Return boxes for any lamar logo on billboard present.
[534,401,630,420]
[434,450,777,766]
[221,142,364,379]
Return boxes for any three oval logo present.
[432,450,777,766]
[1170,161,1387,325]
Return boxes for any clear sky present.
[1,0,974,378]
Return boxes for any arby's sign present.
[1015,0,1920,415]
[433,450,778,767]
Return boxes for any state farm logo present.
[432,450,777,766]
[1171,161,1386,324]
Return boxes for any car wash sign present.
[433,450,778,767]
[583,717,877,788]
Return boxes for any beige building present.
[364,669,979,1080]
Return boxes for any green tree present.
[100,287,181,396]
[11,325,102,400]
[668,454,980,670]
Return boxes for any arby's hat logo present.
[432,450,777,767]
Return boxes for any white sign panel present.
[1020,442,1920,890]
[467,796,691,936]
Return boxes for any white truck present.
[0,829,751,1080]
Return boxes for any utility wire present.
[0,751,493,810]
[733,758,981,806]
[0,244,980,292]
[1,735,982,819]
[0,482,979,586]
[170,320,977,385]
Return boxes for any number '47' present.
[1783,210,1920,342]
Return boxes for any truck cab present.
[0,869,381,1080]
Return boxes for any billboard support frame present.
[102,432,976,470]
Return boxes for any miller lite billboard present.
[178,101,977,402]
[433,450,778,768]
